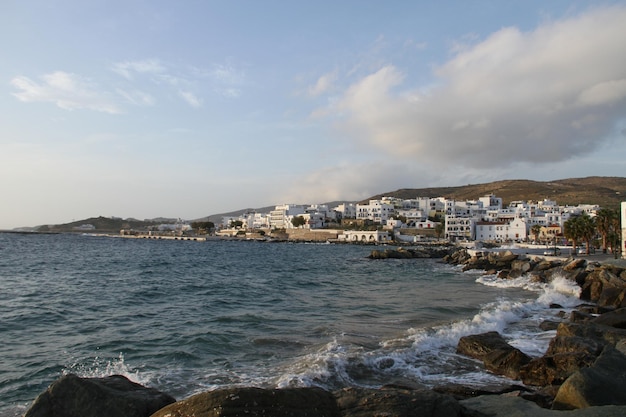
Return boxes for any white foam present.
[276,269,584,391]
[63,352,152,387]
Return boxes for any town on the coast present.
[119,194,626,259]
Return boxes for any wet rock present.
[151,387,339,417]
[461,394,626,417]
[334,387,463,417]
[591,307,626,328]
[457,331,530,380]
[151,386,465,417]
[520,352,596,386]
[369,246,453,260]
[539,320,561,331]
[556,321,626,347]
[24,374,175,417]
[553,346,626,410]
[580,268,626,306]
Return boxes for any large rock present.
[150,387,339,417]
[553,346,626,410]
[580,268,626,307]
[591,307,626,328]
[556,321,626,347]
[461,395,626,417]
[333,387,462,417]
[24,374,175,417]
[151,386,465,417]
[457,331,530,380]
[520,323,611,386]
[520,351,597,386]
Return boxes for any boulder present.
[461,394,626,417]
[150,386,465,417]
[520,352,596,386]
[150,387,339,417]
[556,321,626,347]
[457,331,513,360]
[457,331,530,380]
[511,259,532,274]
[563,258,586,272]
[520,328,607,387]
[24,374,175,417]
[553,346,626,410]
[334,387,462,417]
[580,268,626,305]
[591,307,626,328]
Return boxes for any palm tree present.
[608,214,622,257]
[531,224,542,243]
[564,215,583,256]
[595,208,617,254]
[579,213,596,255]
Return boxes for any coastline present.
[20,246,626,416]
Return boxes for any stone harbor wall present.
[22,248,626,417]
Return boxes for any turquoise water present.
[0,233,582,416]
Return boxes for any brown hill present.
[366,176,626,209]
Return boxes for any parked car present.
[543,247,561,256]
[577,246,596,255]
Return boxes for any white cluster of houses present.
[220,195,603,243]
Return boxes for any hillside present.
[32,177,625,233]
[366,177,626,209]
[37,216,170,233]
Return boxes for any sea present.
[0,232,583,416]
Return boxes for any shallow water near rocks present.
[0,233,581,416]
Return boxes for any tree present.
[531,224,542,243]
[291,216,306,228]
[435,220,445,239]
[564,213,596,255]
[579,214,596,255]
[230,220,243,229]
[564,216,583,255]
[191,221,214,233]
[595,208,618,253]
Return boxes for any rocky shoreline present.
[23,248,626,416]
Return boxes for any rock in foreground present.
[151,386,464,417]
[24,374,175,417]
[460,395,626,417]
[150,386,339,417]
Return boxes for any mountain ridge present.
[365,176,625,209]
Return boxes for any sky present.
[2,1,625,229]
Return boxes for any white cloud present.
[111,59,166,79]
[179,90,203,107]
[318,5,626,169]
[116,88,156,106]
[11,71,121,114]
[308,71,337,97]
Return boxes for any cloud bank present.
[318,5,626,169]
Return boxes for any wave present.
[273,272,582,391]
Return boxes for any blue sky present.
[2,1,625,229]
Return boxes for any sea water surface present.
[0,233,582,416]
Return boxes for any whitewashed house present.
[269,204,305,229]
[356,200,395,224]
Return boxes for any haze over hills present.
[12,177,626,232]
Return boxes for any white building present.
[475,218,528,242]
[356,200,395,224]
[339,230,391,243]
[333,203,356,220]
[269,204,305,229]
[445,216,476,241]
[621,201,626,259]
